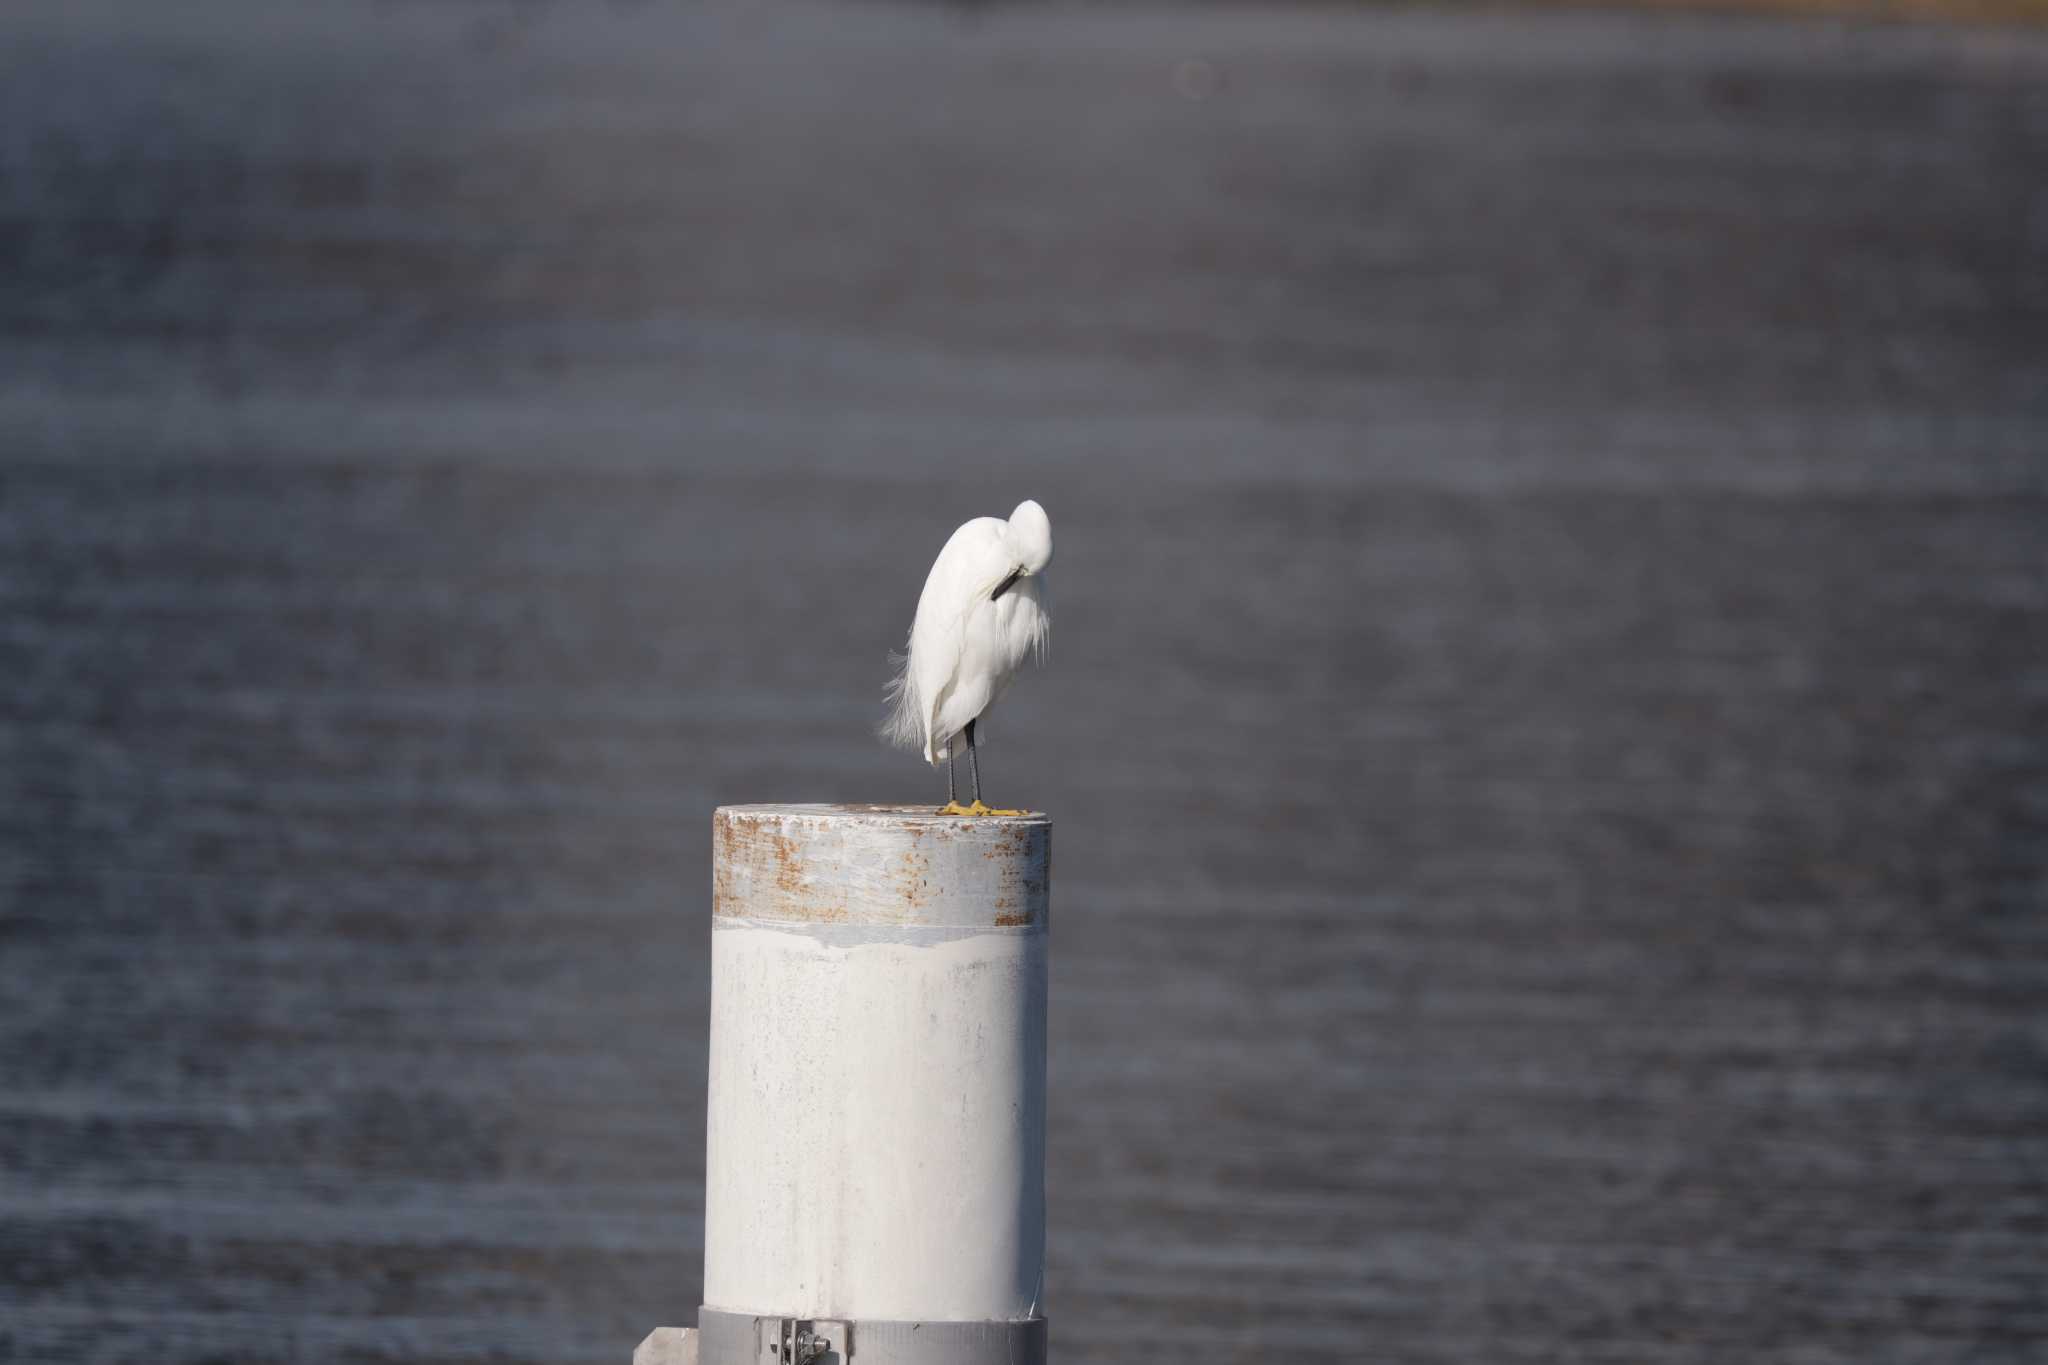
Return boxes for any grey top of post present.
[712,804,1051,931]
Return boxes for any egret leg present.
[955,719,1026,817]
[966,719,981,805]
[937,737,974,816]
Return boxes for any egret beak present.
[991,568,1022,600]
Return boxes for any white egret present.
[883,499,1053,815]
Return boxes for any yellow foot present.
[937,800,1029,817]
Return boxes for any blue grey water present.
[3,2,2046,1361]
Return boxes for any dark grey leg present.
[945,740,957,807]
[965,719,982,806]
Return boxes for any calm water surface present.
[3,3,2046,1361]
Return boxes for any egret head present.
[1007,499,1053,575]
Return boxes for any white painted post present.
[687,803,1051,1365]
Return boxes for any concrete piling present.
[640,803,1051,1365]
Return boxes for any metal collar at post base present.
[696,1307,1047,1365]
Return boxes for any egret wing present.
[885,517,1015,761]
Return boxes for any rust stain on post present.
[712,804,1051,930]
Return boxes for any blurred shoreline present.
[924,0,2048,29]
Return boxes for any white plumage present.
[883,501,1053,804]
